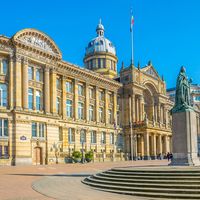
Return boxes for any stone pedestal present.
[171,110,200,166]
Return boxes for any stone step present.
[99,172,200,180]
[111,168,200,173]
[93,174,200,184]
[93,187,200,199]
[82,179,200,194]
[106,170,200,176]
[86,176,200,189]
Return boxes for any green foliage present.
[72,151,81,159]
[85,151,93,162]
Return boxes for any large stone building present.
[120,62,173,160]
[0,21,172,165]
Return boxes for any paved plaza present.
[0,160,169,200]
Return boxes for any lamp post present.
[81,138,84,164]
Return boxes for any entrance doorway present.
[33,147,42,165]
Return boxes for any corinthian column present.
[22,57,28,110]
[44,67,50,113]
[62,76,66,118]
[14,54,22,109]
[8,55,14,109]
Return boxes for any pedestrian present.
[169,153,173,161]
[167,152,170,161]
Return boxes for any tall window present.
[28,88,33,109]
[32,122,45,138]
[78,102,84,119]
[36,68,42,82]
[99,107,104,122]
[0,84,7,107]
[0,119,8,137]
[108,109,112,124]
[110,132,114,145]
[101,132,106,144]
[99,91,104,101]
[89,105,94,121]
[32,122,37,137]
[2,59,8,74]
[39,123,45,137]
[89,88,94,99]
[56,78,61,90]
[66,99,73,117]
[80,129,86,143]
[117,111,120,125]
[36,90,41,110]
[98,58,101,68]
[56,97,61,114]
[28,66,33,80]
[68,128,75,143]
[90,131,96,144]
[66,81,73,93]
[78,85,84,96]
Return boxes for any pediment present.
[141,65,160,80]
[12,28,62,58]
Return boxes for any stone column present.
[113,92,117,124]
[131,94,135,122]
[62,76,66,118]
[154,105,157,122]
[44,67,50,113]
[151,133,157,159]
[157,134,163,155]
[105,90,108,124]
[14,55,22,109]
[136,96,139,122]
[144,132,150,160]
[22,58,28,110]
[163,135,168,154]
[85,83,89,122]
[141,135,144,159]
[74,79,78,120]
[139,96,144,121]
[157,102,161,123]
[50,70,57,114]
[8,55,14,109]
[95,86,99,123]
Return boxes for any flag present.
[130,12,134,32]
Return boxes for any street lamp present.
[81,138,84,164]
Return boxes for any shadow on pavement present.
[6,173,92,177]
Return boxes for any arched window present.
[28,88,33,109]
[0,84,7,107]
[2,60,8,75]
[36,90,42,110]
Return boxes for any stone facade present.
[0,28,123,165]
[0,23,173,165]
[120,63,173,160]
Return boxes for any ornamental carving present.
[21,35,54,54]
[13,29,62,58]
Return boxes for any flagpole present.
[131,23,134,65]
[130,9,134,65]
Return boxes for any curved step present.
[83,179,200,194]
[93,187,200,199]
[93,174,200,184]
[82,167,200,199]
[86,176,200,189]
[99,172,200,180]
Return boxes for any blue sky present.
[0,0,199,88]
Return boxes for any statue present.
[171,66,193,113]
